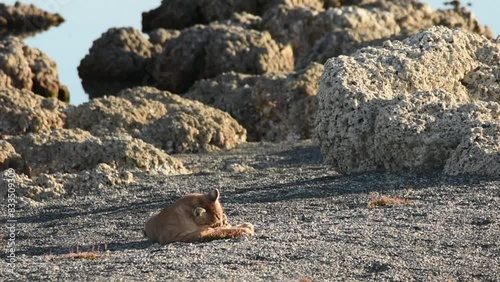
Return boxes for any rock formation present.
[0,36,70,101]
[315,27,500,176]
[66,86,247,153]
[0,2,64,38]
[186,63,323,141]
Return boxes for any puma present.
[144,189,255,244]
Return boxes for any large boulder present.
[78,27,162,98]
[66,86,247,153]
[0,2,64,37]
[186,62,323,141]
[315,27,500,176]
[0,36,69,101]
[0,88,66,135]
[151,23,294,93]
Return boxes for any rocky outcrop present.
[186,63,323,141]
[6,128,188,176]
[0,36,70,101]
[66,86,247,153]
[315,27,500,176]
[262,0,494,69]
[0,2,64,37]
[141,0,323,32]
[151,23,294,93]
[78,27,162,98]
[0,88,66,135]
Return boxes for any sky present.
[3,0,499,105]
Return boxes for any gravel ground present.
[1,141,499,281]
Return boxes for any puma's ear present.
[193,207,206,217]
[208,189,220,202]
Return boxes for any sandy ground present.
[1,141,499,281]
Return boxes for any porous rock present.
[0,2,64,37]
[260,4,318,60]
[78,27,162,98]
[0,169,64,205]
[151,23,294,93]
[0,140,31,176]
[61,163,135,196]
[315,27,500,176]
[66,86,247,153]
[185,62,323,141]
[0,36,69,101]
[0,88,66,135]
[6,128,188,176]
[267,0,493,69]
[0,163,137,206]
[141,0,323,32]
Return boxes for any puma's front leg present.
[199,223,255,241]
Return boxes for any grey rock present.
[186,62,323,141]
[78,27,162,98]
[141,0,323,32]
[315,26,500,175]
[151,23,294,93]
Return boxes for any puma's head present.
[190,189,228,228]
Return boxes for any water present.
[3,0,498,105]
[3,0,159,105]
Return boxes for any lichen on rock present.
[315,26,500,176]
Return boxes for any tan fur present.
[144,189,255,244]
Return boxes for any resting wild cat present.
[144,189,255,244]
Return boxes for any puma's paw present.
[237,222,255,237]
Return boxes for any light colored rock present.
[0,163,136,205]
[0,140,31,176]
[148,28,181,45]
[0,169,64,206]
[62,163,135,195]
[66,86,247,153]
[315,27,500,175]
[186,62,323,141]
[0,36,69,101]
[259,0,493,69]
[0,88,66,135]
[444,123,500,176]
[6,128,188,176]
